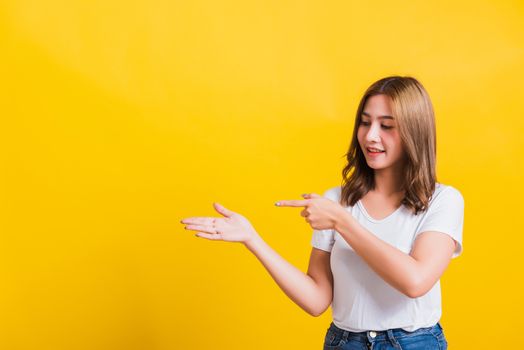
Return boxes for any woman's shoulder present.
[431,182,464,206]
[321,185,342,202]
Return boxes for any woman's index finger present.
[275,199,309,207]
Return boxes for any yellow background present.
[1,1,523,349]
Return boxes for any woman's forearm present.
[334,212,420,297]
[244,236,327,316]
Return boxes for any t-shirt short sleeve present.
[414,186,465,258]
[310,187,340,253]
[311,228,335,252]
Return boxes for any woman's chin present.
[366,161,388,170]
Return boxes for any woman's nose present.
[365,123,381,142]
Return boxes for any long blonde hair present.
[340,76,437,215]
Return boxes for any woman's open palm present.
[181,203,259,244]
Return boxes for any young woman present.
[181,76,464,350]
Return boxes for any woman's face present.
[357,94,406,171]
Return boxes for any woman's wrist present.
[243,234,265,252]
[334,208,352,233]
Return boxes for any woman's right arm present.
[181,202,333,317]
[245,237,333,317]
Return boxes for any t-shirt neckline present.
[357,199,404,223]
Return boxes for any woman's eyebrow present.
[362,111,394,119]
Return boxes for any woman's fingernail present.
[275,202,280,206]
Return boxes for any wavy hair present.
[340,76,437,215]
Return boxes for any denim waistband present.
[328,321,443,344]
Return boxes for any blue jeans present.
[323,321,448,350]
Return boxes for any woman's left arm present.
[334,213,456,298]
[276,193,458,299]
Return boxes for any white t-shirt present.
[311,182,464,332]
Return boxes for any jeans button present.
[369,331,377,338]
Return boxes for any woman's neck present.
[372,167,405,198]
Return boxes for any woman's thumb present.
[213,202,235,217]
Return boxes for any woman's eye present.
[359,121,393,130]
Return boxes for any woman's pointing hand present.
[181,203,260,245]
[275,193,346,230]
